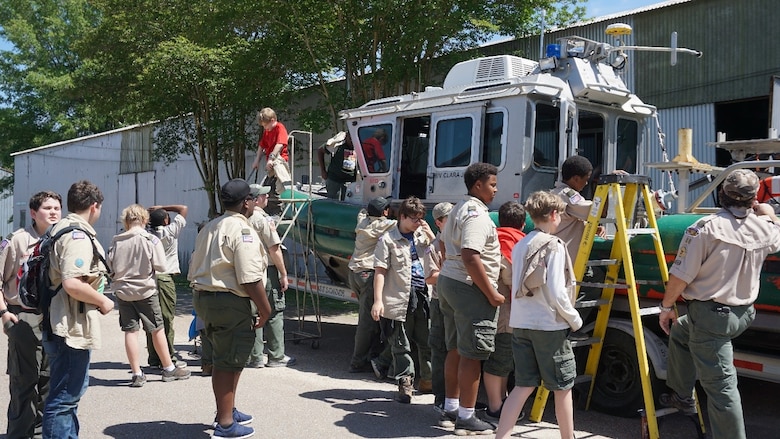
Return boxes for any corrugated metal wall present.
[635,0,780,109]
[0,169,14,237]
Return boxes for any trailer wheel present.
[587,328,664,418]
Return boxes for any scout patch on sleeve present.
[241,228,254,243]
[685,226,699,237]
[265,216,277,231]
[467,205,481,217]
[0,239,9,251]
[71,230,86,240]
[150,235,160,245]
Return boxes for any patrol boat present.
[283,25,780,416]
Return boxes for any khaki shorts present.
[194,291,256,371]
[118,294,164,333]
[512,328,576,391]
[437,275,498,360]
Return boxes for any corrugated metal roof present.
[11,121,155,157]
[577,0,693,24]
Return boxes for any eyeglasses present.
[406,215,425,223]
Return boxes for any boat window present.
[358,124,393,174]
[435,117,473,168]
[578,110,605,199]
[617,118,638,173]
[482,112,504,166]
[533,103,559,169]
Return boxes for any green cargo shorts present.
[437,275,498,360]
[194,291,256,372]
[512,327,576,391]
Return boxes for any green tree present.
[79,0,289,217]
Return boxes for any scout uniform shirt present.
[188,211,264,297]
[551,181,591,258]
[0,226,40,307]
[348,209,397,272]
[107,227,166,301]
[373,225,430,322]
[153,214,186,275]
[670,207,780,306]
[440,195,500,288]
[248,207,278,284]
[48,213,108,350]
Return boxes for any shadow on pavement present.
[103,421,211,438]
[300,388,450,438]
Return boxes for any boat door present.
[426,105,488,202]
[354,121,394,201]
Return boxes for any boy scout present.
[189,178,272,439]
[0,191,62,438]
[438,162,504,435]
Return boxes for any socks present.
[444,398,459,412]
[458,406,475,420]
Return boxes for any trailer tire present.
[586,328,664,418]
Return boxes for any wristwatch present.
[658,304,674,312]
[0,309,8,318]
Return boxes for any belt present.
[7,304,41,315]
[193,289,231,295]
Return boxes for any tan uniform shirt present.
[249,207,279,279]
[374,226,430,322]
[188,211,264,297]
[440,195,500,288]
[0,227,40,307]
[670,207,780,306]
[152,214,186,275]
[48,213,108,350]
[551,181,591,258]
[348,209,396,272]
[496,256,513,334]
[107,227,166,301]
[422,234,442,300]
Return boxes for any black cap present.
[149,209,168,227]
[367,197,391,216]
[220,178,251,204]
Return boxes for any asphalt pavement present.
[0,290,778,438]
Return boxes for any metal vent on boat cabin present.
[443,55,538,89]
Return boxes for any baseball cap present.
[249,183,271,198]
[432,202,453,220]
[326,131,347,147]
[149,208,169,227]
[722,169,758,201]
[367,197,391,216]
[220,178,251,204]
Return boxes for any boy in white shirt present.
[495,191,583,439]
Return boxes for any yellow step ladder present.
[526,174,704,439]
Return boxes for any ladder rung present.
[654,407,679,417]
[571,337,600,348]
[616,278,665,286]
[586,259,619,267]
[626,228,658,236]
[599,218,617,224]
[574,299,610,309]
[573,374,593,385]
[639,307,663,317]
[577,281,629,290]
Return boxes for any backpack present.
[18,225,107,319]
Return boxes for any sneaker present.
[213,408,254,428]
[568,330,590,341]
[370,358,388,380]
[162,366,192,382]
[418,379,433,394]
[266,355,297,368]
[202,364,213,376]
[453,414,495,436]
[396,376,413,404]
[349,364,373,373]
[662,392,697,415]
[129,374,146,388]
[437,407,457,428]
[245,360,265,369]
[212,422,255,438]
[484,406,525,423]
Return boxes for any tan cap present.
[432,202,453,220]
[722,169,759,201]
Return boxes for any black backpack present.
[18,225,107,320]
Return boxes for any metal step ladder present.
[526,174,704,439]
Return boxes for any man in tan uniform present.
[0,191,62,438]
[551,155,599,259]
[43,181,114,438]
[246,184,294,368]
[659,169,780,439]
[189,178,272,439]
[438,163,504,435]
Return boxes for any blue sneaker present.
[232,408,253,425]
[212,408,254,428]
[212,422,255,438]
